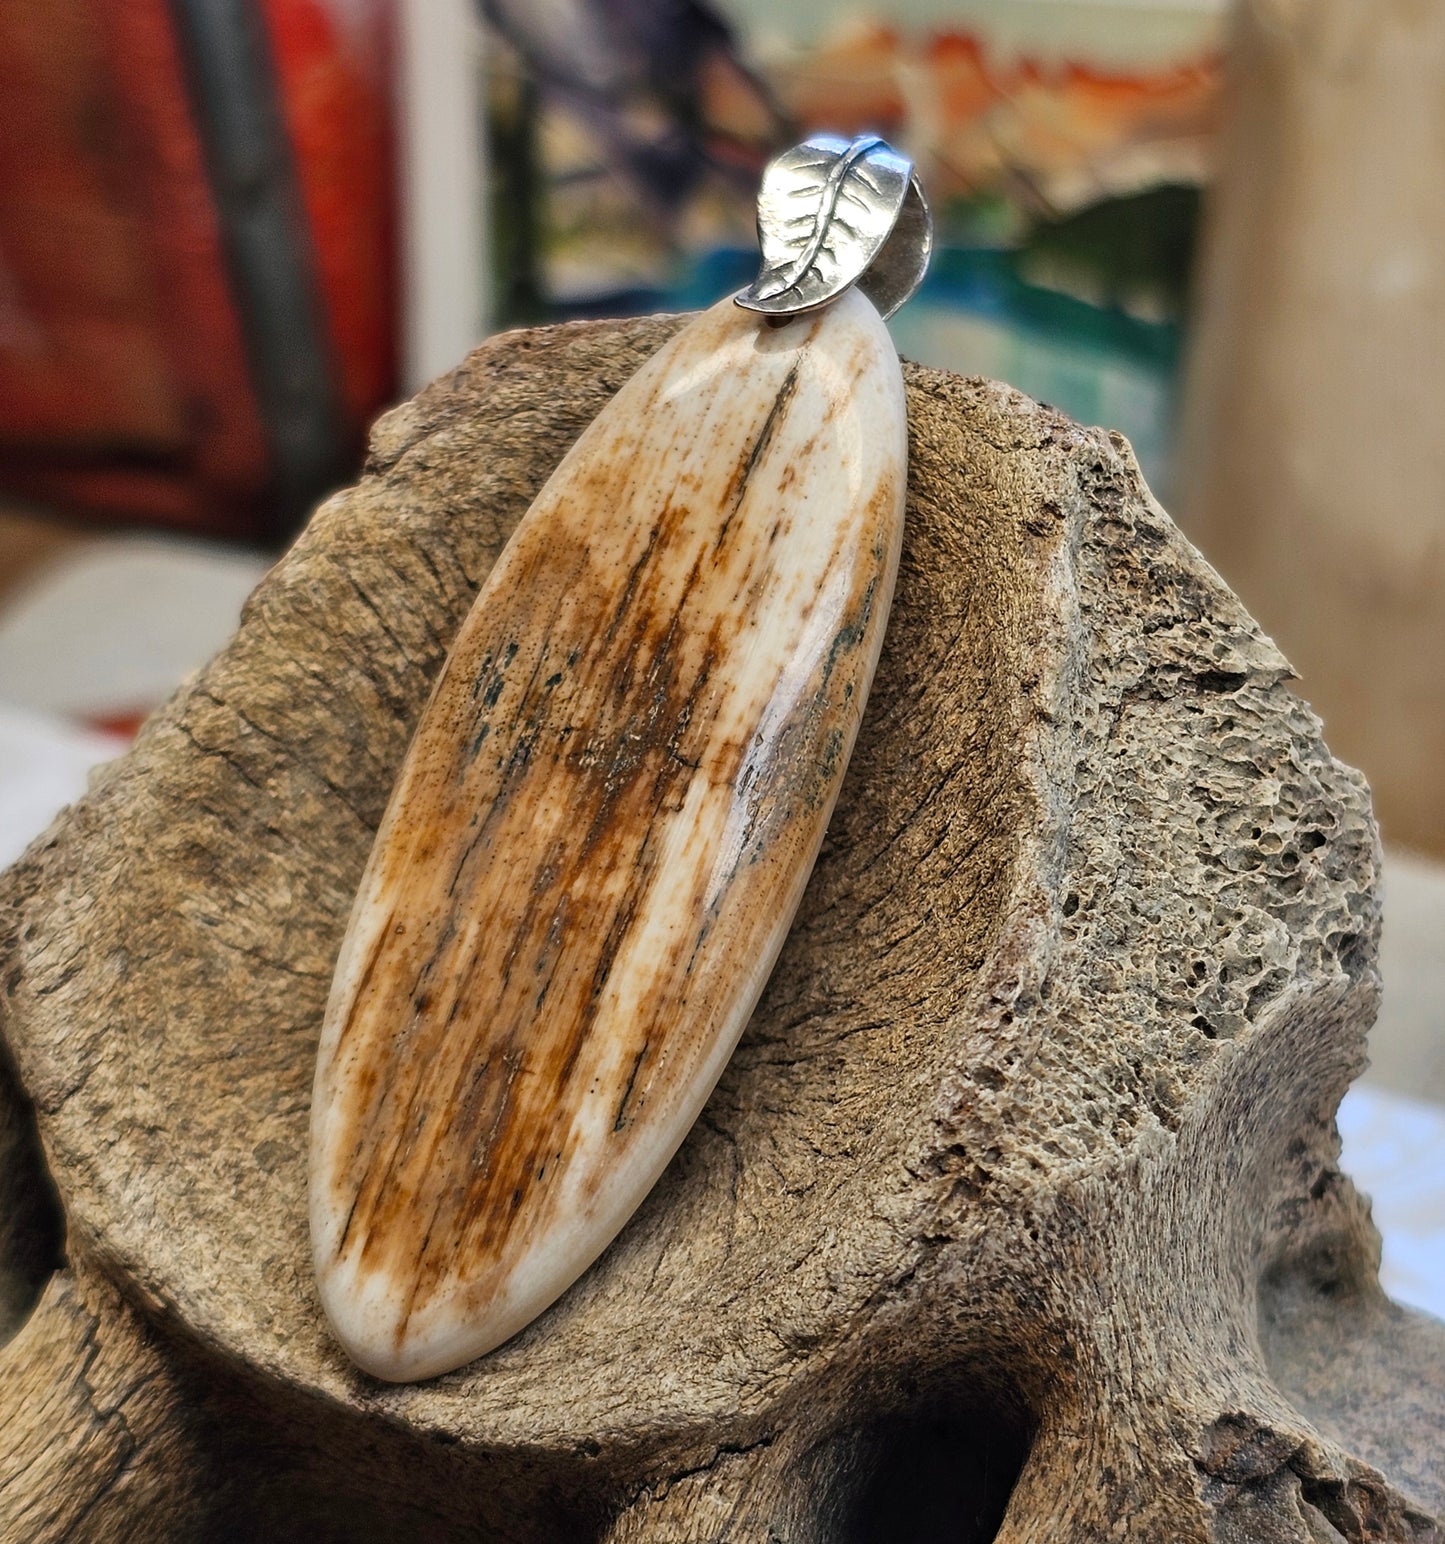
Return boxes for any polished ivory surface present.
[310,290,907,1381]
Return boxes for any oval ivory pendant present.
[310,288,907,1381]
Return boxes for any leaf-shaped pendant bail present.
[736,133,932,322]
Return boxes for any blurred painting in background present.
[0,0,396,540]
[0,0,1222,528]
[484,0,1225,497]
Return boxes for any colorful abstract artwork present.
[484,0,1225,492]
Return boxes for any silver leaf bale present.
[736,134,930,321]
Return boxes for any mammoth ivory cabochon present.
[310,289,908,1381]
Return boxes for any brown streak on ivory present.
[309,291,907,1381]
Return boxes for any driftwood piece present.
[0,315,1442,1541]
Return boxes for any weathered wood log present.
[0,314,1441,1541]
[1178,0,1445,857]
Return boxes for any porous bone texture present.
[0,313,1439,1541]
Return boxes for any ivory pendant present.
[309,289,907,1381]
